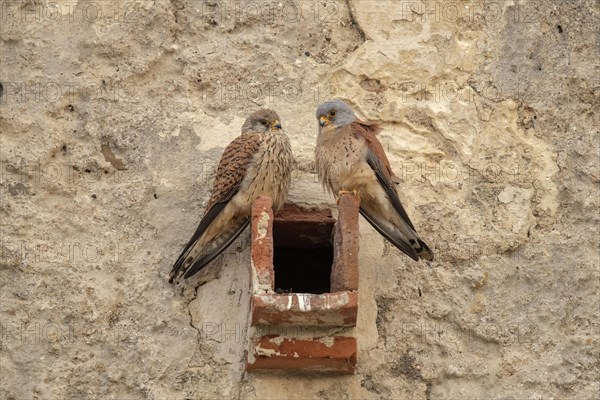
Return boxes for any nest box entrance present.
[248,196,359,327]
[272,204,335,294]
[247,195,360,373]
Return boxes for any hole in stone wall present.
[273,205,335,294]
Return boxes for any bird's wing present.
[351,120,434,261]
[182,217,250,279]
[351,120,416,230]
[359,209,419,260]
[169,133,263,282]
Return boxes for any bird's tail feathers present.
[169,244,196,283]
[180,217,250,280]
[392,208,435,262]
[361,207,434,262]
[360,208,419,261]
[410,238,434,261]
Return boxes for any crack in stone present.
[168,0,186,33]
[346,0,367,42]
[468,79,527,105]
[187,283,202,347]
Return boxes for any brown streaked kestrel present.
[315,99,433,261]
[170,109,293,282]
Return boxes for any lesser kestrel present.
[170,109,293,282]
[315,99,433,261]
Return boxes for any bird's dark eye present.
[260,120,268,125]
[329,111,336,117]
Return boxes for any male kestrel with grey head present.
[170,109,293,282]
[315,99,434,261]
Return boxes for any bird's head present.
[242,109,282,133]
[316,99,356,129]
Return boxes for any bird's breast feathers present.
[238,132,293,211]
[316,129,373,193]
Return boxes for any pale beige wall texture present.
[1,0,598,398]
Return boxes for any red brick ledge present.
[246,335,357,374]
[251,291,358,327]
[249,195,360,327]
[331,194,360,292]
[251,196,275,292]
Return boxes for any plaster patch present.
[256,211,270,240]
[319,336,335,348]
[296,293,311,312]
[254,346,280,357]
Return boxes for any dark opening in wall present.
[273,205,335,294]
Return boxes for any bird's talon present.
[336,190,358,204]
[338,189,358,197]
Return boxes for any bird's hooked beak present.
[319,115,330,128]
[271,120,282,130]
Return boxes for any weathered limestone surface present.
[1,0,598,398]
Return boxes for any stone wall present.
[1,0,598,398]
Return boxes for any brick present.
[331,194,360,292]
[274,204,336,248]
[275,203,334,222]
[247,335,357,373]
[249,197,359,327]
[251,196,274,291]
[251,291,357,327]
